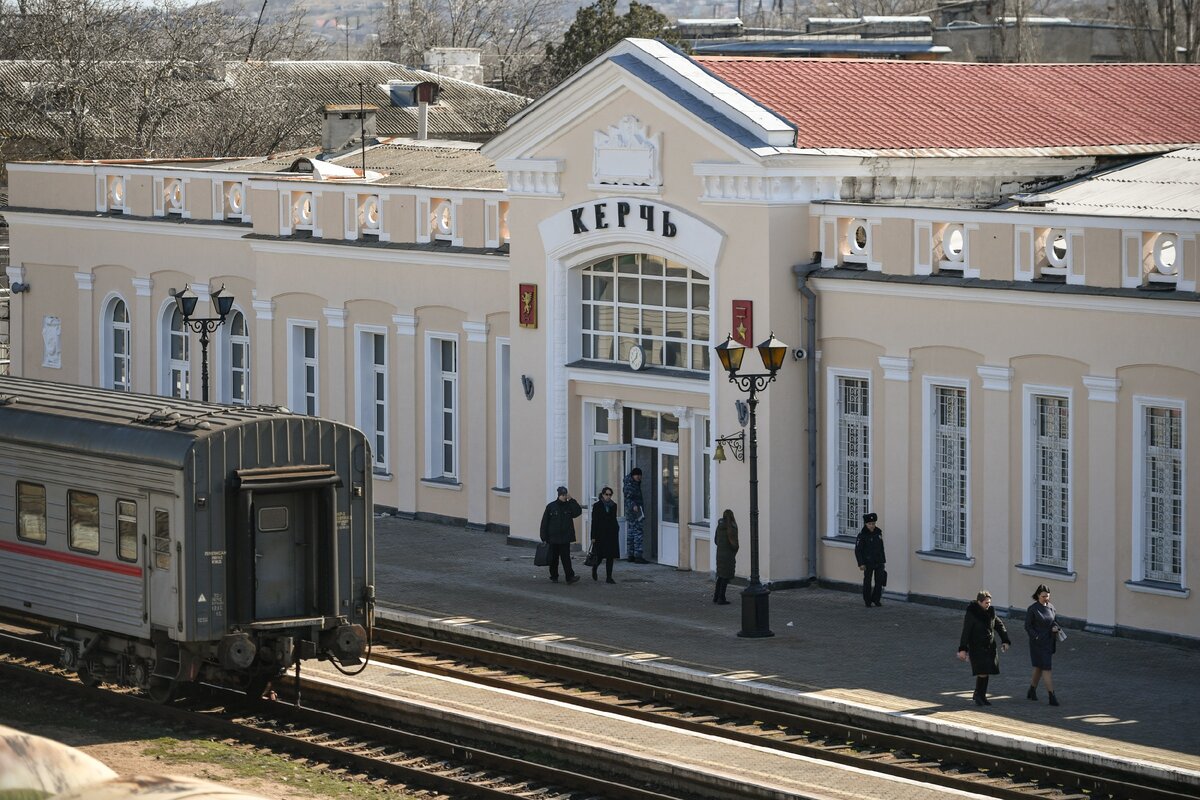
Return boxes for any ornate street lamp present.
[173,285,235,403]
[714,331,788,638]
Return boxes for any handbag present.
[583,543,600,568]
[534,541,551,567]
[1056,627,1068,642]
[879,568,888,587]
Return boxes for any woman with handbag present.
[1025,584,1063,706]
[589,487,620,583]
[713,509,739,604]
[956,590,1010,706]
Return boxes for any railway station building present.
[4,40,1200,642]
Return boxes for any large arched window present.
[160,306,190,398]
[580,254,710,372]
[102,296,132,391]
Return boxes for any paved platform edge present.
[376,607,1200,788]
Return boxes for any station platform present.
[372,515,1200,784]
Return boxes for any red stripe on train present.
[0,539,144,578]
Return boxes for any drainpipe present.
[793,252,822,583]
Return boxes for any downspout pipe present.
[793,252,822,583]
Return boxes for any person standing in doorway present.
[590,487,620,583]
[713,509,739,604]
[957,590,1011,706]
[1025,584,1062,706]
[854,512,886,607]
[623,467,648,563]
[540,486,581,584]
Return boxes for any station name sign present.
[569,200,677,238]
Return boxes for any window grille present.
[369,333,387,470]
[1034,396,1070,568]
[168,308,190,399]
[229,311,250,405]
[580,254,710,372]
[933,386,968,553]
[1143,406,1183,583]
[302,327,318,415]
[110,299,131,391]
[428,337,458,479]
[836,377,870,537]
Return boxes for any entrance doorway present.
[626,408,680,567]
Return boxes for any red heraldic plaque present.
[519,283,538,329]
[732,300,753,346]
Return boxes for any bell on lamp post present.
[173,284,236,403]
[713,329,787,638]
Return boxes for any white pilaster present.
[132,277,154,394]
[322,307,348,423]
[75,272,95,385]
[393,314,418,515]
[1084,375,1121,633]
[463,320,490,528]
[978,364,1013,608]
[879,355,913,595]
[251,299,275,405]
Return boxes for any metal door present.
[147,494,179,635]
[253,492,305,619]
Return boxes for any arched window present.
[225,309,250,405]
[580,254,710,372]
[102,297,132,391]
[161,306,190,398]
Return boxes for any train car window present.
[117,499,138,562]
[68,490,100,554]
[16,482,47,543]
[258,506,288,532]
[154,508,171,569]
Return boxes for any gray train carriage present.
[0,376,374,700]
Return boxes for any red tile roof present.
[696,58,1200,151]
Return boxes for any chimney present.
[321,104,378,154]
[415,81,439,141]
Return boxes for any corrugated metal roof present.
[1013,147,1200,218]
[330,139,503,190]
[696,58,1200,153]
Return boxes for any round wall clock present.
[628,344,646,371]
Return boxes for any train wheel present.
[76,660,101,688]
[147,676,178,704]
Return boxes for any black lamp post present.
[714,331,788,638]
[174,285,235,403]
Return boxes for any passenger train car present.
[0,377,374,700]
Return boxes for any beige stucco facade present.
[4,39,1197,641]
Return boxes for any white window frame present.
[495,338,511,491]
[217,307,251,405]
[287,319,319,416]
[1021,385,1073,572]
[355,325,390,474]
[1132,396,1186,587]
[424,332,459,481]
[825,368,872,539]
[100,293,131,392]
[693,414,712,525]
[159,302,190,398]
[922,377,971,556]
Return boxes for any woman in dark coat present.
[713,509,739,604]
[956,590,1011,706]
[1024,584,1062,705]
[589,487,621,583]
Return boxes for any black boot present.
[1027,686,1037,701]
[592,566,598,581]
[973,677,986,706]
[979,676,991,705]
[1048,692,1059,706]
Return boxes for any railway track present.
[356,623,1195,800]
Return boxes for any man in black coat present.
[540,485,582,583]
[854,512,886,607]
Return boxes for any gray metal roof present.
[330,139,503,189]
[0,376,303,468]
[1011,148,1200,218]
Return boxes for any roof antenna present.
[245,0,269,62]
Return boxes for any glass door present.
[587,443,631,548]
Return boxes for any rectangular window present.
[357,329,388,472]
[1142,406,1183,584]
[932,386,968,553]
[153,508,171,569]
[836,376,870,538]
[496,340,510,490]
[117,499,138,562]
[426,335,458,479]
[289,322,319,416]
[1033,395,1070,568]
[68,490,100,554]
[17,481,47,543]
[695,416,712,524]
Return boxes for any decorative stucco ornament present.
[593,115,662,189]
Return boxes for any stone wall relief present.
[42,316,61,369]
[593,115,662,190]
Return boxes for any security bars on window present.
[837,377,870,538]
[1035,396,1070,568]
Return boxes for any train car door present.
[148,495,179,635]
[253,492,305,619]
